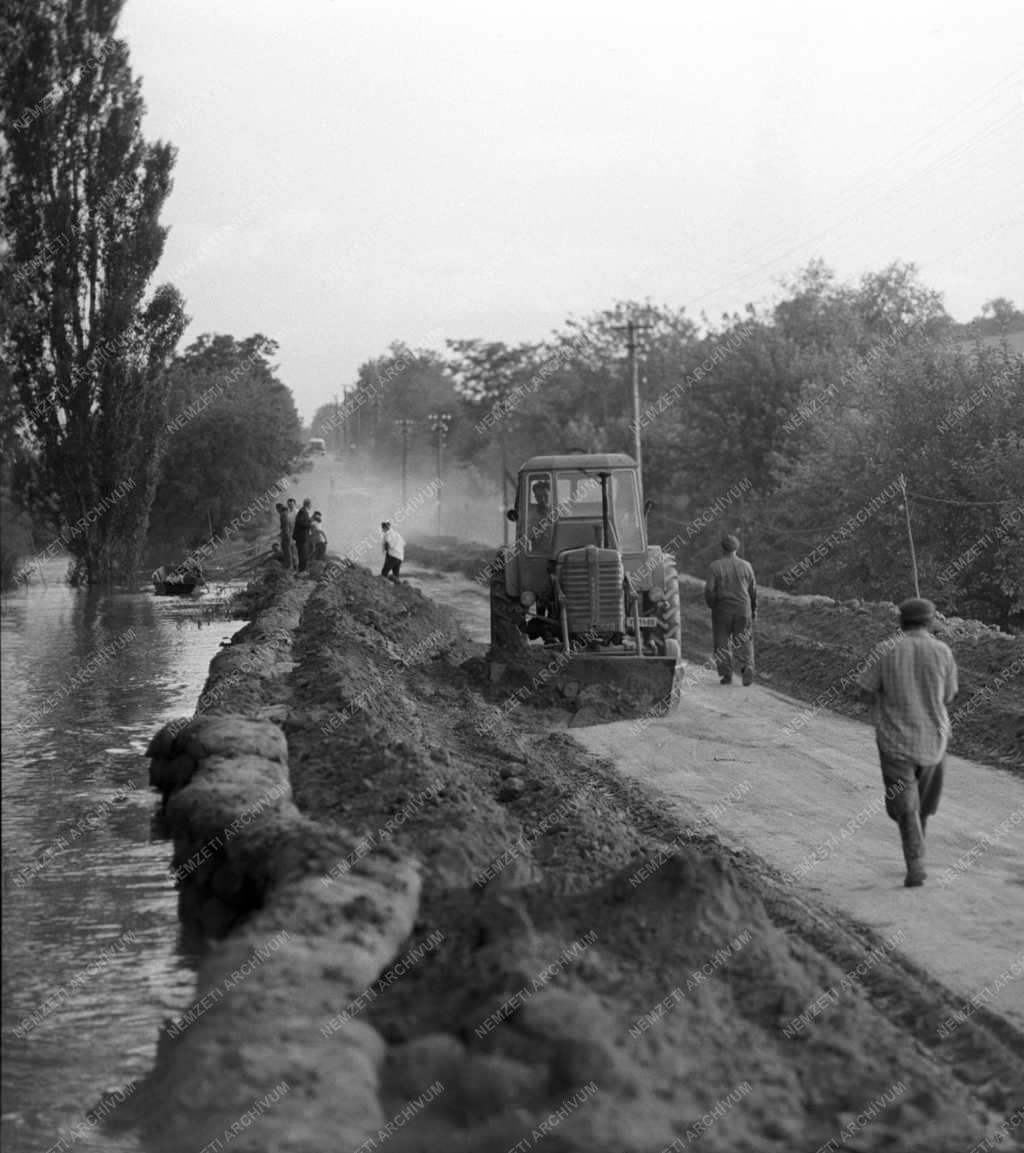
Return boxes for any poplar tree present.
[1,0,187,583]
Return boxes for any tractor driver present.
[527,476,553,551]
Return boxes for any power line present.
[680,70,1024,314]
[907,491,1018,507]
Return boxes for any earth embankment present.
[127,556,1023,1152]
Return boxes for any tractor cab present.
[506,454,647,596]
[516,460,645,558]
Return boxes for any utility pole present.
[395,419,414,507]
[614,314,652,478]
[340,389,349,459]
[898,473,921,597]
[427,411,452,538]
[500,423,509,547]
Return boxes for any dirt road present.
[575,675,1024,1032]
[407,564,1024,1034]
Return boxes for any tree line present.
[3,4,1020,629]
[313,271,1023,630]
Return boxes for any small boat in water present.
[152,562,206,597]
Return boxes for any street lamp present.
[427,411,452,538]
[394,419,415,507]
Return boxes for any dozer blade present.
[486,649,683,727]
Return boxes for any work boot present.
[742,667,754,686]
[720,675,733,685]
[898,812,925,887]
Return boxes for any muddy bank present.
[128,559,1022,1152]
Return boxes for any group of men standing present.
[703,533,958,889]
[276,497,327,572]
[275,498,405,585]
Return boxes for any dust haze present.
[279,454,506,564]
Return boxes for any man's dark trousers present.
[879,748,944,878]
[712,607,753,680]
[381,555,401,583]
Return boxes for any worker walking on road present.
[380,521,405,584]
[857,597,958,888]
[704,533,757,685]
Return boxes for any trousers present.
[878,748,944,875]
[711,607,754,678]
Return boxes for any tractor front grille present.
[557,546,625,636]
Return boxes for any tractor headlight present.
[520,591,537,607]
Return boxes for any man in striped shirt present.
[857,598,959,887]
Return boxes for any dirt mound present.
[678,576,1024,778]
[269,560,1023,1151]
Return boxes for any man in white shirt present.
[380,521,405,584]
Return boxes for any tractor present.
[488,452,682,714]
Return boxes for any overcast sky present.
[118,0,1024,422]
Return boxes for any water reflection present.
[1,562,245,1152]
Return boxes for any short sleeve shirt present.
[857,630,959,763]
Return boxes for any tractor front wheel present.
[649,557,681,656]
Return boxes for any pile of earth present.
[676,576,1023,779]
[266,559,1023,1151]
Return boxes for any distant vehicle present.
[307,437,327,455]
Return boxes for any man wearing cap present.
[857,598,959,888]
[704,534,758,685]
[380,521,405,584]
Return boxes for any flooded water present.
[1,561,245,1153]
